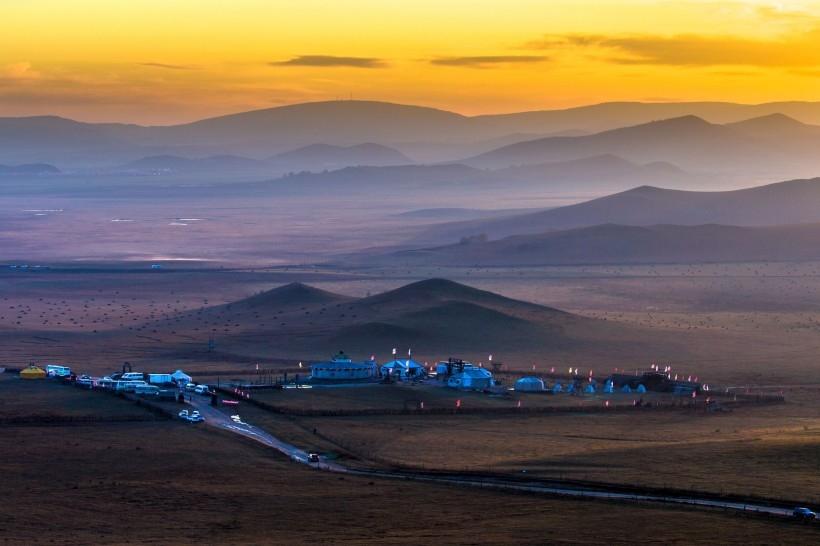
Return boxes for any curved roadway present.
[188,397,810,521]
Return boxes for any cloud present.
[527,30,820,68]
[140,62,196,70]
[1,62,41,80]
[270,55,387,68]
[430,55,548,68]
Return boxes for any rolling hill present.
[414,177,820,243]
[369,223,820,266]
[5,100,820,169]
[152,279,673,364]
[270,143,413,171]
[462,115,820,174]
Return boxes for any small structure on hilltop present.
[19,365,46,380]
[381,358,426,380]
[514,376,546,392]
[311,351,378,381]
[447,365,494,391]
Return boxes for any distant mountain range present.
[249,153,697,196]
[461,114,820,176]
[414,177,820,243]
[3,99,820,172]
[366,223,820,266]
[114,143,412,175]
[0,163,60,175]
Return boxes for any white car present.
[184,382,197,391]
[189,410,204,423]
[194,385,211,395]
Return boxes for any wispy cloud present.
[270,55,387,68]
[430,55,548,68]
[526,30,820,68]
[1,62,41,80]
[139,62,196,70]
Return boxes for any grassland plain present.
[1,378,819,545]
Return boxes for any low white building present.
[447,366,494,390]
[380,359,426,380]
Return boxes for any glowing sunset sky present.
[2,0,820,124]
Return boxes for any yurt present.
[380,359,426,380]
[552,383,563,393]
[311,351,378,381]
[447,366,494,390]
[514,376,546,392]
[20,365,46,380]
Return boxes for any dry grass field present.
[4,379,818,545]
[268,393,820,503]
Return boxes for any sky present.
[2,0,820,124]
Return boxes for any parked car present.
[76,375,93,387]
[178,409,190,419]
[194,384,211,395]
[184,382,197,391]
[189,410,204,423]
[307,452,320,463]
[793,507,817,521]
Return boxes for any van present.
[194,384,210,395]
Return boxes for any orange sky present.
[2,0,820,124]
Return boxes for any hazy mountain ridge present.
[414,177,820,243]
[370,222,820,266]
[4,100,820,169]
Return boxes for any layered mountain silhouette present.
[369,223,820,266]
[461,115,820,174]
[415,177,820,243]
[4,100,820,171]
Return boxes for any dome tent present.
[20,365,46,380]
[552,383,563,393]
[636,384,647,393]
[514,376,545,392]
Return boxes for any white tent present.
[380,359,425,379]
[171,370,192,384]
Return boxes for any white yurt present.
[514,376,546,392]
[447,366,494,390]
[381,359,426,380]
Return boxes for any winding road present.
[188,397,810,521]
